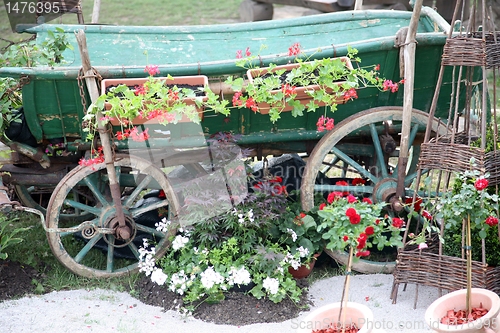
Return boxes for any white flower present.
[200,266,224,289]
[262,277,280,295]
[170,270,189,295]
[247,209,254,223]
[151,268,168,285]
[155,217,171,233]
[138,252,156,276]
[289,259,301,270]
[287,228,298,242]
[297,246,309,258]
[238,213,245,224]
[172,235,189,251]
[227,267,251,286]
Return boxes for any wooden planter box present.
[100,75,208,124]
[246,57,353,114]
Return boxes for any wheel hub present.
[372,178,403,212]
[104,214,137,247]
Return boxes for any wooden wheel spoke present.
[74,234,103,263]
[107,237,115,272]
[329,146,378,183]
[131,199,169,219]
[82,175,110,207]
[62,198,101,216]
[123,174,154,208]
[370,123,389,179]
[127,241,140,260]
[135,222,167,239]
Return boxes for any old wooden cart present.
[0,6,476,277]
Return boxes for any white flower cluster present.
[200,266,225,290]
[138,238,156,276]
[286,228,298,242]
[227,266,251,286]
[151,268,168,285]
[235,208,255,225]
[297,246,309,258]
[262,277,280,295]
[155,217,171,233]
[169,270,194,295]
[172,235,189,251]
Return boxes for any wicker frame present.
[418,141,485,174]
[442,36,486,67]
[391,250,500,308]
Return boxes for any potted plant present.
[424,162,500,332]
[225,44,401,122]
[269,195,324,279]
[298,191,404,333]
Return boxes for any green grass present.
[1,210,139,295]
[1,0,242,49]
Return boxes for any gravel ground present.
[0,274,442,333]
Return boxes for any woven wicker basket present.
[442,36,486,67]
[471,32,500,68]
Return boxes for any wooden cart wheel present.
[301,106,449,273]
[239,0,273,22]
[46,154,179,278]
[14,184,94,222]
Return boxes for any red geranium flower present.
[356,250,370,257]
[346,194,357,203]
[485,216,499,227]
[392,217,405,228]
[362,198,373,204]
[327,191,343,204]
[475,178,489,191]
[319,203,326,210]
[365,226,375,236]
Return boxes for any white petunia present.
[200,266,225,289]
[172,235,189,251]
[287,228,298,242]
[262,277,280,295]
[151,268,168,285]
[227,267,251,286]
[297,246,309,258]
[155,218,171,233]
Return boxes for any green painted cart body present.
[0,7,480,277]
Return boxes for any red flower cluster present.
[352,178,366,186]
[253,176,287,196]
[144,65,160,76]
[281,83,296,97]
[346,207,361,224]
[134,84,148,96]
[392,217,405,228]
[78,147,104,167]
[236,47,251,59]
[474,177,489,191]
[356,232,367,249]
[382,79,399,93]
[115,127,150,142]
[343,87,358,101]
[327,191,343,204]
[288,42,301,56]
[232,91,257,112]
[316,115,334,132]
[486,216,499,227]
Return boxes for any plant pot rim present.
[298,301,374,333]
[425,288,500,332]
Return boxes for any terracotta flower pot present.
[425,288,500,333]
[288,253,321,279]
[100,75,208,124]
[246,57,353,114]
[296,302,378,333]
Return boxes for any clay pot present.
[425,288,500,333]
[288,253,321,279]
[296,302,376,333]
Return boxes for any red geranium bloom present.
[343,235,349,242]
[345,207,357,217]
[352,178,366,186]
[392,217,405,228]
[319,203,326,210]
[485,216,499,227]
[346,194,357,203]
[356,250,370,257]
[422,210,433,220]
[299,212,306,218]
[349,213,361,225]
[327,191,343,204]
[475,178,489,191]
[365,226,375,236]
[362,198,373,204]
